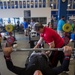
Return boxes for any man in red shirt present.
[34,22,66,68]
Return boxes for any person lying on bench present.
[3,46,72,75]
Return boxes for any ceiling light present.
[51,4,53,6]
[68,4,70,6]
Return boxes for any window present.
[43,0,46,7]
[73,4,75,9]
[4,1,7,9]
[15,1,18,8]
[26,17,47,24]
[31,0,34,8]
[24,10,31,18]
[32,17,39,22]
[35,0,38,8]
[51,11,56,14]
[68,11,75,15]
[23,1,26,8]
[19,1,22,8]
[8,18,11,23]
[7,1,10,9]
[39,17,47,24]
[27,1,30,8]
[0,2,3,9]
[11,1,14,9]
[32,17,47,24]
[54,4,56,9]
[39,0,42,8]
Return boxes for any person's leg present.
[49,51,59,68]
[59,51,64,64]
[25,29,28,36]
[24,29,28,36]
[24,29,26,36]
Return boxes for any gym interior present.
[0,0,75,75]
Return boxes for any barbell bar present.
[0,48,75,52]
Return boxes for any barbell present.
[0,48,75,52]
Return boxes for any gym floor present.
[0,33,75,75]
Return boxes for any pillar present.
[58,0,68,21]
[46,0,49,7]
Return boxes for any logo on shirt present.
[44,34,46,37]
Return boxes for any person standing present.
[33,22,65,68]
[30,19,35,30]
[33,22,70,73]
[57,16,65,37]
[22,18,28,36]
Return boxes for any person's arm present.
[48,41,55,48]
[52,55,70,74]
[52,46,72,74]
[34,37,43,49]
[3,47,26,75]
[45,41,55,55]
[4,55,26,75]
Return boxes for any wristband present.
[4,55,11,60]
[64,54,71,56]
[64,55,70,60]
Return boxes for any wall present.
[0,8,51,24]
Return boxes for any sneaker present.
[65,71,69,74]
[70,39,74,42]
[63,69,69,74]
[70,58,74,61]
[63,71,69,74]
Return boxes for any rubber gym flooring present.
[0,33,75,75]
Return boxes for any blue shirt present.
[23,21,28,29]
[57,20,65,31]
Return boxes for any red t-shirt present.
[40,27,64,48]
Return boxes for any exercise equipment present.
[63,36,70,45]
[62,23,72,32]
[0,47,75,52]
[5,24,13,32]
[71,33,75,41]
[63,32,70,45]
[7,36,15,45]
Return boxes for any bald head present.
[34,70,43,75]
